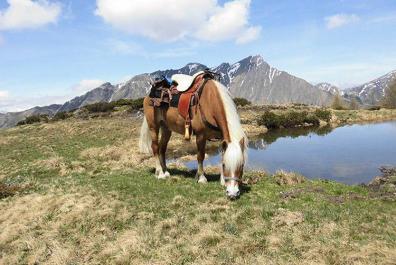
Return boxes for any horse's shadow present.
[149,167,251,196]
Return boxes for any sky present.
[0,0,396,112]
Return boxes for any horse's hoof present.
[157,171,170,180]
[197,175,208,184]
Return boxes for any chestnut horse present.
[139,77,248,199]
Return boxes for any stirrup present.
[184,124,191,141]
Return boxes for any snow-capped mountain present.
[344,70,396,105]
[0,55,338,128]
[214,55,334,105]
[315,83,341,95]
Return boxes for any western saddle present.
[148,70,218,140]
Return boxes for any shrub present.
[349,98,360,110]
[17,114,49,126]
[314,108,332,122]
[258,110,320,129]
[233,97,251,107]
[129,98,144,111]
[331,93,346,110]
[84,102,115,113]
[368,106,381,111]
[52,111,71,121]
[111,98,144,111]
[112,98,134,107]
[257,111,282,129]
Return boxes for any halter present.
[223,176,242,182]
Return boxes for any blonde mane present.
[214,81,248,172]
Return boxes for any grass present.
[0,113,396,264]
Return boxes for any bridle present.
[223,176,242,182]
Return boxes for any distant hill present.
[344,70,396,105]
[0,104,61,129]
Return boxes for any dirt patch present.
[272,208,304,227]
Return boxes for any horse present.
[139,74,248,199]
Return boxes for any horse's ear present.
[222,141,228,153]
[239,137,245,153]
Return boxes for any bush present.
[17,114,49,126]
[111,98,134,107]
[84,102,115,113]
[368,106,381,111]
[129,98,144,111]
[233,97,251,107]
[331,94,346,110]
[111,98,144,111]
[257,111,282,129]
[257,110,320,129]
[52,111,72,121]
[314,109,332,122]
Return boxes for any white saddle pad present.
[172,71,205,92]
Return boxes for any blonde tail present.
[139,118,152,154]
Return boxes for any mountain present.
[110,63,208,101]
[57,82,116,113]
[344,70,396,105]
[214,55,334,105]
[1,55,337,129]
[0,104,61,129]
[315,83,341,95]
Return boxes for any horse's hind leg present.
[158,125,172,179]
[196,133,208,183]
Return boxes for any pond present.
[186,121,396,184]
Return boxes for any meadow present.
[1,108,396,264]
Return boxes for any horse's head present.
[221,137,247,199]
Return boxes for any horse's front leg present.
[158,126,172,179]
[196,133,207,183]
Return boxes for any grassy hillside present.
[1,113,396,264]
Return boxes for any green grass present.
[0,116,395,264]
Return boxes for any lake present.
[186,121,396,184]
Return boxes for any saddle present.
[148,70,217,140]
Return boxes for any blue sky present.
[0,0,396,111]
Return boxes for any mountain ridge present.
[2,55,395,129]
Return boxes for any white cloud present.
[72,79,105,94]
[196,0,261,43]
[325,14,360,29]
[95,0,260,44]
[0,0,62,30]
[0,90,9,100]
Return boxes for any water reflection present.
[187,122,396,184]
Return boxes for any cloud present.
[325,14,360,29]
[196,0,261,44]
[0,0,62,30]
[0,90,9,100]
[95,0,260,44]
[72,79,105,94]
